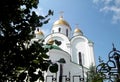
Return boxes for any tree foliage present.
[0,0,55,81]
[87,64,104,82]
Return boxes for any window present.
[66,29,68,36]
[79,52,82,65]
[52,30,54,33]
[58,28,61,32]
[59,64,63,82]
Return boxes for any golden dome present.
[47,39,54,44]
[74,28,82,33]
[35,30,44,35]
[53,17,70,28]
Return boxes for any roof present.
[44,44,62,50]
[53,16,71,29]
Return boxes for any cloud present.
[93,0,99,4]
[93,0,112,4]
[93,0,120,23]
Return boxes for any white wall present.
[45,33,71,55]
[71,36,95,68]
[46,49,86,82]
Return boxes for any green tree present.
[0,0,55,81]
[87,64,103,82]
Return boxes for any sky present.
[37,0,120,65]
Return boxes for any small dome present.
[73,28,83,36]
[53,16,70,28]
[35,29,44,35]
[35,29,44,39]
[47,39,54,44]
[74,28,82,33]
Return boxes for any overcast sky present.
[37,0,120,65]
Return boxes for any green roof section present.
[44,44,62,50]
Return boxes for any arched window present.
[79,52,82,65]
[58,28,61,32]
[66,29,68,37]
[52,30,54,33]
[59,64,63,82]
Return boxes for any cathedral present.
[33,15,95,82]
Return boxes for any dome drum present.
[52,17,71,38]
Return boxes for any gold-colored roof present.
[74,28,82,33]
[53,17,70,28]
[47,39,54,44]
[35,30,44,35]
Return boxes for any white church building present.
[34,15,95,82]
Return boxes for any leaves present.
[0,0,55,81]
[18,72,27,81]
[48,10,54,16]
[49,63,58,73]
[87,64,104,82]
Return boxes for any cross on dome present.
[75,24,79,28]
[53,11,71,28]
[59,11,64,18]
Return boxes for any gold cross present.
[59,11,64,18]
[76,24,79,28]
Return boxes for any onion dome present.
[53,16,71,28]
[52,15,71,38]
[74,28,83,33]
[73,27,83,36]
[35,28,44,39]
[47,39,54,44]
[35,29,44,35]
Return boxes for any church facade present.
[34,16,95,82]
